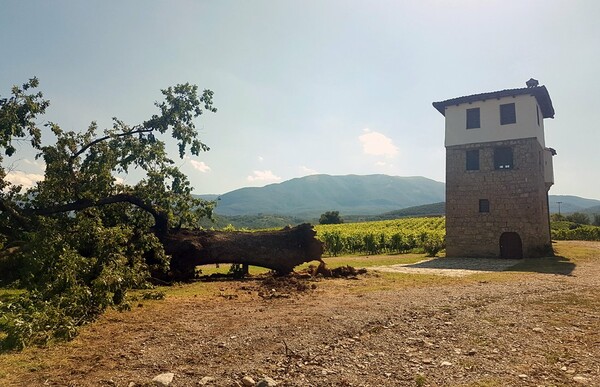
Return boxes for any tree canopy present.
[319,211,343,225]
[0,78,217,349]
[565,212,590,225]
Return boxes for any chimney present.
[526,78,539,88]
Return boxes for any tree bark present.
[155,223,324,281]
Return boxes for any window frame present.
[500,103,516,125]
[466,107,480,129]
[479,199,490,213]
[494,146,513,170]
[466,149,480,171]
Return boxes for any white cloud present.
[358,128,399,157]
[185,156,211,173]
[189,160,211,173]
[114,176,125,185]
[247,170,282,183]
[5,171,44,188]
[258,156,264,162]
[375,161,388,167]
[299,166,318,175]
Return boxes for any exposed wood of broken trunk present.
[156,223,324,281]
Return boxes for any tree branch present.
[30,193,169,232]
[70,127,154,161]
[0,199,33,231]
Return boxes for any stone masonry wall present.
[446,137,551,257]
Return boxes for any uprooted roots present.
[302,261,368,278]
[191,261,368,298]
[257,262,367,299]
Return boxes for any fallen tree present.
[158,224,324,281]
[0,78,325,350]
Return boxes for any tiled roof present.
[432,85,555,118]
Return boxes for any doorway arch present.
[499,232,523,259]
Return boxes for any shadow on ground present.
[404,257,520,272]
[401,255,576,276]
[505,255,575,276]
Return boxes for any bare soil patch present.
[1,241,599,387]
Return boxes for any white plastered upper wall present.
[444,94,546,148]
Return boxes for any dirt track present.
[2,241,600,387]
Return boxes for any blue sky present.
[1,1,599,200]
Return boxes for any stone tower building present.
[433,80,556,258]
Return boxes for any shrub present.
[363,233,379,255]
[377,233,388,253]
[551,225,600,241]
[566,212,590,225]
[423,237,445,257]
[390,233,414,253]
[322,231,345,257]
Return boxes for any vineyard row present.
[313,217,600,256]
[314,217,445,256]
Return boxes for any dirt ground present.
[2,241,600,387]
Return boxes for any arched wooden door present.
[499,232,523,259]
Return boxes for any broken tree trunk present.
[154,223,324,281]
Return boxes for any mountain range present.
[197,174,600,220]
[206,174,446,218]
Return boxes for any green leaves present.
[30,79,217,231]
[0,78,217,350]
[0,218,166,350]
[0,77,49,161]
[316,218,446,256]
[143,83,214,158]
[319,211,343,225]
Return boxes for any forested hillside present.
[211,174,445,217]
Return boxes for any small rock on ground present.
[152,372,174,386]
[198,376,216,385]
[573,376,590,384]
[256,376,277,386]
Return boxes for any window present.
[494,147,513,169]
[466,108,480,129]
[479,199,490,213]
[500,103,516,125]
[536,105,540,126]
[466,149,479,170]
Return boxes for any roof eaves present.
[433,86,555,118]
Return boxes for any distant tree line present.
[551,212,600,226]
